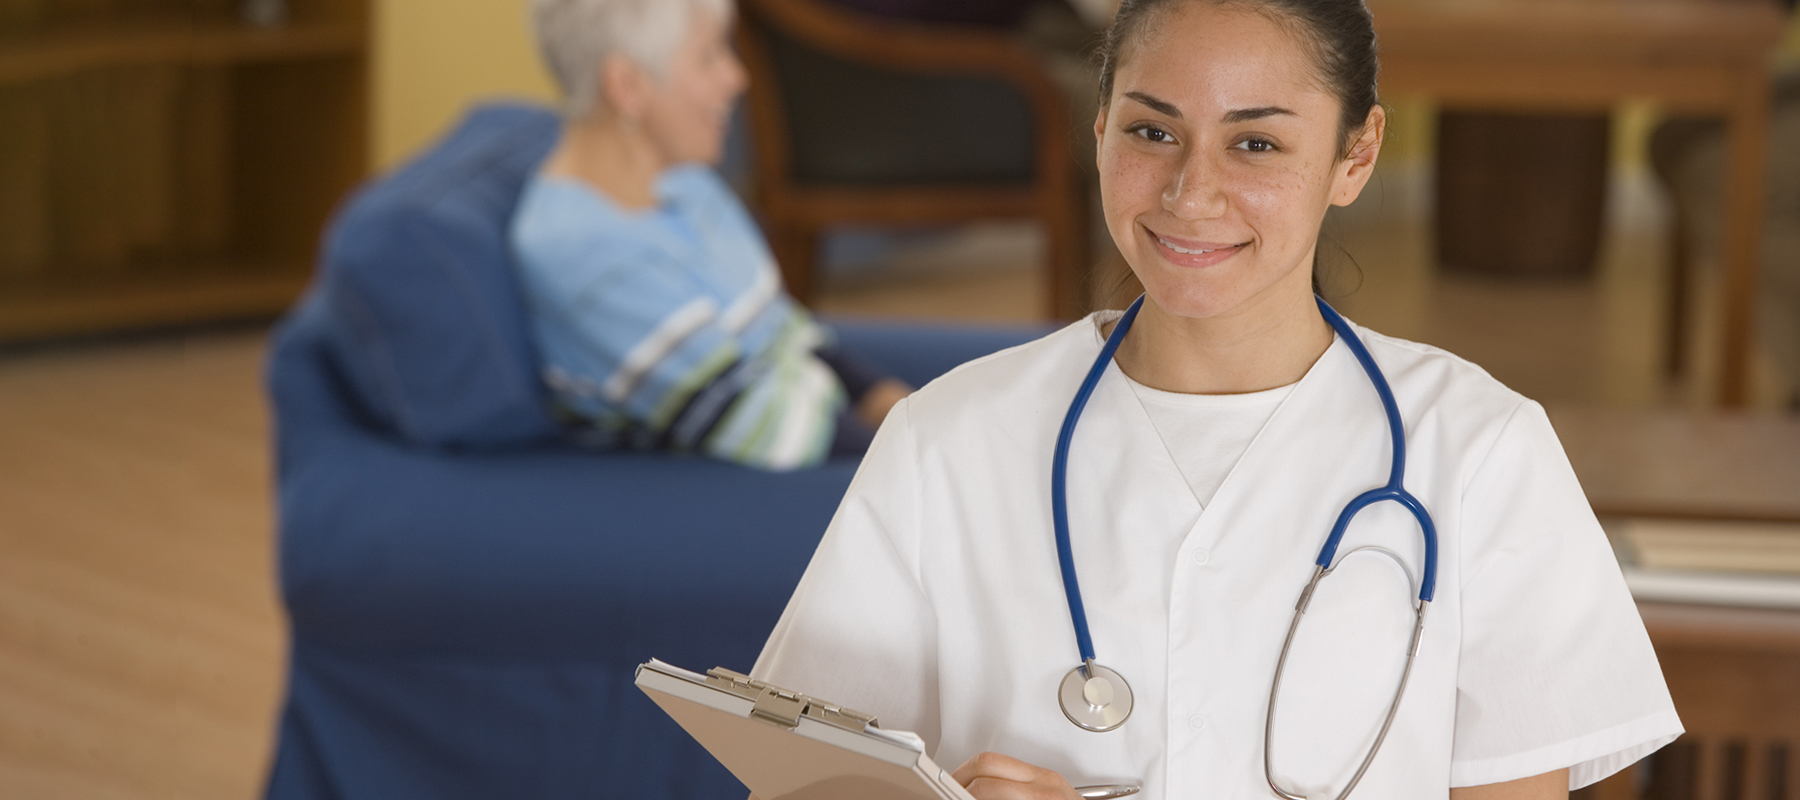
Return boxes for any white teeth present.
[1158,237,1226,255]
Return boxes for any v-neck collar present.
[1079,313,1352,518]
[1199,332,1353,517]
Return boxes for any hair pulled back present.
[1096,0,1381,156]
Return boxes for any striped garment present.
[510,167,845,470]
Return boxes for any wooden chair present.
[735,0,1088,319]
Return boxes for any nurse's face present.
[1095,2,1383,321]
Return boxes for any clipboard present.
[635,659,975,800]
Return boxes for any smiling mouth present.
[1159,238,1226,255]
[1154,236,1249,255]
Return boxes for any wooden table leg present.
[771,220,821,304]
[1666,214,1691,378]
[1715,60,1772,407]
[1696,737,1723,800]
[1740,742,1768,800]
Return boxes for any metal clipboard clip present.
[703,667,879,733]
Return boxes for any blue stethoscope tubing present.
[1050,293,1440,799]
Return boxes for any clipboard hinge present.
[705,668,878,733]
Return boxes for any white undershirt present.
[1120,371,1295,509]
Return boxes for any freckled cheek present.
[1099,151,1173,214]
[1231,177,1313,247]
[1232,189,1280,234]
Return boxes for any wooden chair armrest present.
[739,0,1077,113]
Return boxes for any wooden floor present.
[0,163,1790,799]
[0,329,283,800]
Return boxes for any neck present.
[1112,271,1335,395]
[540,113,665,210]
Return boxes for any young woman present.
[752,0,1681,797]
[513,0,909,470]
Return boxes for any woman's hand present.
[952,752,1083,800]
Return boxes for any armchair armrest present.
[828,317,1052,388]
[278,425,857,666]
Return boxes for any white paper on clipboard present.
[635,659,975,800]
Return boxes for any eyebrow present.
[1221,106,1298,124]
[1124,91,1182,118]
[1122,92,1298,125]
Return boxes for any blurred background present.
[1,0,1798,798]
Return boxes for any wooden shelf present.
[0,1,367,342]
[0,264,312,341]
[0,19,367,86]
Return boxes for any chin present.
[1126,258,1239,321]
[1137,254,1314,323]
[1143,284,1244,321]
[692,143,726,168]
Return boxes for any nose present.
[1162,150,1227,221]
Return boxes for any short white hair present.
[530,0,732,120]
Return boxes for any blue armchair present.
[262,104,1041,799]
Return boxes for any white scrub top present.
[754,312,1681,798]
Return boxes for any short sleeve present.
[1450,401,1682,790]
[753,397,943,747]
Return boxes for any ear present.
[1093,103,1110,170]
[598,52,653,122]
[1329,105,1386,207]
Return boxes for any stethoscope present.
[1050,294,1439,800]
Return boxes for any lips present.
[1147,227,1249,268]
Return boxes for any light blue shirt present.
[510,166,844,469]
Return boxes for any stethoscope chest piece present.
[1059,660,1133,732]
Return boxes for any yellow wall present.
[373,0,559,168]
[1782,10,1800,64]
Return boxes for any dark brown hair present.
[1096,0,1381,156]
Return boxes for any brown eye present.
[1126,124,1175,144]
[1233,137,1277,153]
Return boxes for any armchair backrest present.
[289,103,564,449]
[738,0,1041,187]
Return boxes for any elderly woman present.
[513,0,910,470]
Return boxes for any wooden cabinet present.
[0,0,368,341]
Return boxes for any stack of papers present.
[1606,518,1800,609]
